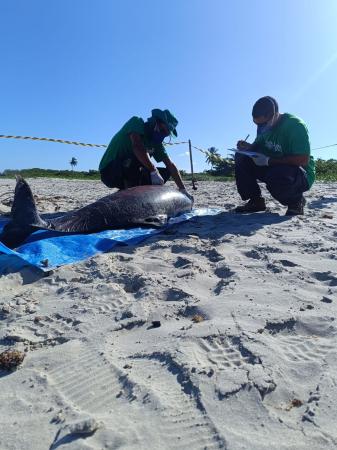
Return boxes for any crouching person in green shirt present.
[235,96,315,215]
[99,108,192,200]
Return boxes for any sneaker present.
[286,197,306,216]
[235,197,266,213]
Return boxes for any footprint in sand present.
[32,313,81,338]
[48,342,136,414]
[76,282,132,316]
[244,249,265,260]
[4,313,80,349]
[114,272,146,293]
[214,264,235,279]
[50,342,225,449]
[171,244,224,264]
[198,336,261,370]
[177,336,275,402]
[171,244,197,255]
[173,256,193,269]
[278,259,298,268]
[302,385,320,424]
[164,287,191,302]
[173,256,207,275]
[128,354,226,449]
[311,271,337,287]
[275,335,333,364]
[263,318,336,364]
[179,336,261,374]
[245,246,283,261]
[213,264,236,294]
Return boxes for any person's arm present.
[252,153,309,167]
[269,154,309,166]
[129,133,156,172]
[162,157,185,189]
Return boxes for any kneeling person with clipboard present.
[233,96,315,215]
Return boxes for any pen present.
[244,134,250,141]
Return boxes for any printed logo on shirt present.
[265,141,282,153]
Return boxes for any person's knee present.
[100,171,122,189]
[265,175,289,196]
[235,153,246,165]
[265,166,295,186]
[235,154,255,172]
[265,167,301,203]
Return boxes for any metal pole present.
[188,139,197,190]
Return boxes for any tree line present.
[0,154,336,181]
[204,147,337,181]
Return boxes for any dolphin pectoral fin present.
[0,222,35,249]
[132,214,168,228]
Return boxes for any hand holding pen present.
[237,134,252,151]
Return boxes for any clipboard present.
[228,148,259,158]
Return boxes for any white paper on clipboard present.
[228,148,259,158]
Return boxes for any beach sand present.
[0,178,336,450]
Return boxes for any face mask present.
[256,113,278,135]
[152,123,167,144]
[257,124,270,135]
[152,130,166,144]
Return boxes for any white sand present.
[0,178,336,450]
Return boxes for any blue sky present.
[1,0,337,173]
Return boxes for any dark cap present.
[151,108,178,137]
[252,96,279,119]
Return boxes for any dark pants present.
[235,154,309,206]
[100,157,170,189]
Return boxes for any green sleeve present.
[99,117,145,170]
[287,121,310,156]
[123,116,145,135]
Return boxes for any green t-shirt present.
[99,116,168,171]
[253,113,315,188]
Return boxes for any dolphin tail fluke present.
[0,176,45,248]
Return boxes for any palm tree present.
[205,147,221,170]
[69,157,78,171]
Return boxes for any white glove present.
[179,188,194,202]
[150,170,164,185]
[252,153,269,166]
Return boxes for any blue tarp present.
[0,208,221,272]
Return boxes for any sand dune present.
[0,178,336,450]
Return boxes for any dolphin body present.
[0,176,193,249]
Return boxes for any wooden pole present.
[188,139,197,190]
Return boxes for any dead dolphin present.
[0,176,193,249]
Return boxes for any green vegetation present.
[69,157,78,171]
[0,168,101,180]
[203,148,337,182]
[0,168,233,182]
[315,158,337,181]
[0,158,336,182]
[203,147,236,177]
[182,172,233,182]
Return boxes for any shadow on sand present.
[106,209,292,257]
[0,209,291,284]
[308,196,337,210]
